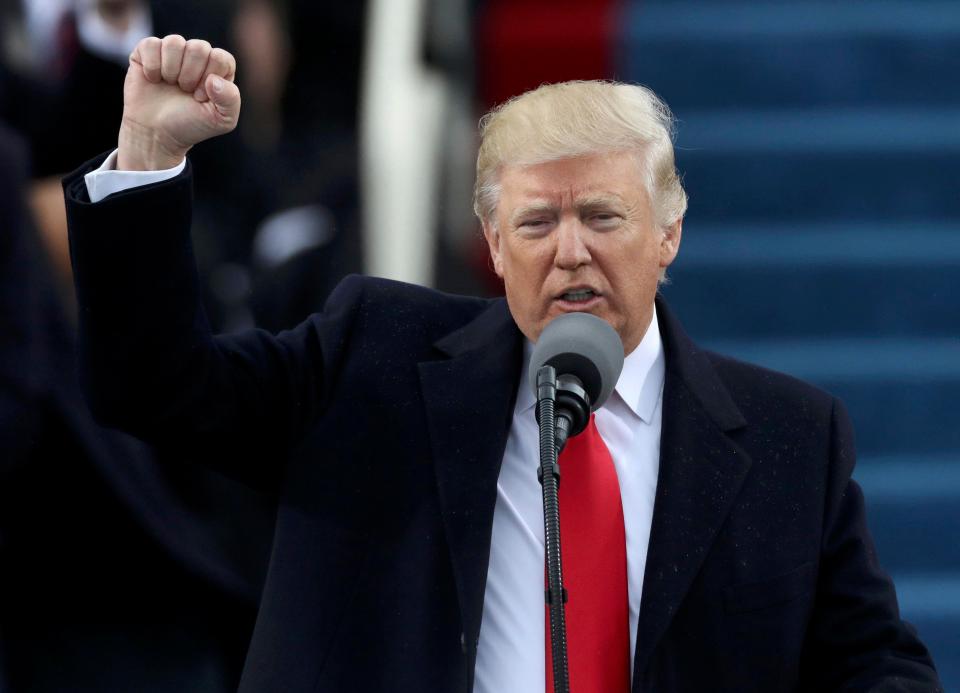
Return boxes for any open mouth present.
[559,289,599,303]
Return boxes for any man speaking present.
[63,36,940,692]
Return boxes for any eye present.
[516,218,554,235]
[587,211,622,228]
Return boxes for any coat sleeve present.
[63,153,363,492]
[799,397,943,691]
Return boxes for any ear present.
[482,220,505,278]
[659,218,682,269]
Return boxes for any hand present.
[118,35,241,170]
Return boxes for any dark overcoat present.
[63,155,940,692]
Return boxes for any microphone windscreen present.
[528,312,625,410]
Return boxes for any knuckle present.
[140,37,161,62]
[210,47,233,67]
[162,34,186,48]
[185,39,211,56]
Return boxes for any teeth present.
[562,290,595,302]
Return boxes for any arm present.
[64,37,341,490]
[799,399,942,691]
[65,158,367,489]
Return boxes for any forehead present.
[497,151,645,208]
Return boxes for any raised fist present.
[118,35,241,170]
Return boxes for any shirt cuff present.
[84,150,187,204]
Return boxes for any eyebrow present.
[576,193,627,210]
[509,203,558,226]
[508,193,629,227]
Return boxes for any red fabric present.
[477,2,616,109]
[546,415,630,693]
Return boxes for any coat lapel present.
[633,298,753,685]
[417,299,524,660]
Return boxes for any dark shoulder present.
[319,274,494,345]
[698,349,845,484]
[337,274,488,310]
[704,348,836,421]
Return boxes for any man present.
[63,37,940,691]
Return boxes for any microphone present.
[528,312,624,451]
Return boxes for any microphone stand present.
[536,365,571,693]
[529,311,621,693]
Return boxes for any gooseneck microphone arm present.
[537,365,593,693]
[536,365,571,693]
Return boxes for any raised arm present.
[64,37,348,491]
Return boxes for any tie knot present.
[558,414,600,463]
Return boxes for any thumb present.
[206,74,242,124]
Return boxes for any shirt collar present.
[514,306,665,423]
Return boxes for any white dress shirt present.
[84,159,664,690]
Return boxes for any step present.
[693,338,960,454]
[698,338,960,382]
[856,456,960,573]
[677,223,960,266]
[618,2,960,110]
[662,222,960,338]
[889,574,960,690]
[622,2,960,39]
[857,456,960,687]
[857,455,960,501]
[669,109,960,220]
[677,109,960,154]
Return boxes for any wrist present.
[117,118,189,171]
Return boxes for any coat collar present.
[417,298,524,671]
[632,296,752,687]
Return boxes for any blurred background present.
[0,0,957,690]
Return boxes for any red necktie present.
[546,415,631,693]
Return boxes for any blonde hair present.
[474,80,687,231]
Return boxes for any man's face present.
[483,151,681,354]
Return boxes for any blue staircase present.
[619,2,960,687]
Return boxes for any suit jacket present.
[63,154,940,692]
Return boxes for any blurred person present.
[231,0,288,152]
[5,0,366,333]
[1,0,158,302]
[0,113,272,692]
[237,0,365,332]
[59,37,941,692]
[3,0,263,324]
[10,0,151,174]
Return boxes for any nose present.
[554,219,591,270]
